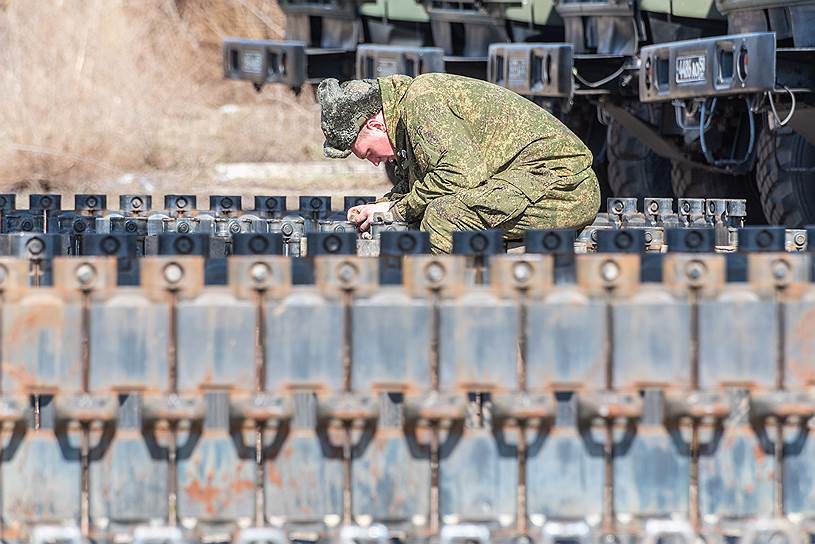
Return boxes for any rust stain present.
[7,302,66,342]
[230,464,253,494]
[1,363,36,389]
[185,473,221,516]
[231,479,254,493]
[788,305,815,385]
[267,463,283,487]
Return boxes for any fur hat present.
[317,78,382,159]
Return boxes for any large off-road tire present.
[607,115,673,199]
[756,124,815,227]
[670,162,744,198]
[670,161,768,224]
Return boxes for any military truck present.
[223,0,547,89]
[637,0,815,225]
[489,0,815,226]
[489,1,729,201]
[223,0,434,91]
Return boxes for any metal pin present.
[79,288,92,537]
[167,293,179,526]
[774,282,787,517]
[602,286,615,535]
[254,288,266,527]
[341,287,354,525]
[429,289,441,533]
[688,288,701,531]
[516,284,529,536]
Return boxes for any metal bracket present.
[30,525,83,544]
[440,524,491,544]
[234,527,288,544]
[339,524,390,544]
[132,525,185,544]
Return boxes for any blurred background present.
[0,0,386,198]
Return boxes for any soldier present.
[318,73,600,253]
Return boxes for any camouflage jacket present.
[378,74,594,224]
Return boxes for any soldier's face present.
[351,112,395,167]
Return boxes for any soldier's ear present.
[365,112,387,134]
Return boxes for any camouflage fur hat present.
[317,78,383,159]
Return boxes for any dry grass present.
[0,0,328,193]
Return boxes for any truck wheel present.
[607,118,673,199]
[756,125,815,226]
[670,162,743,198]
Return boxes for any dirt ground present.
[0,0,386,199]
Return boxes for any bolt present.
[100,236,120,255]
[648,201,659,214]
[469,233,488,253]
[600,260,620,282]
[86,196,98,208]
[131,197,143,210]
[685,260,707,282]
[771,259,790,281]
[163,263,184,284]
[645,232,653,243]
[41,196,53,208]
[682,201,691,213]
[229,221,241,234]
[686,230,703,249]
[220,197,233,210]
[248,235,268,254]
[602,534,619,544]
[612,200,624,213]
[26,238,44,256]
[756,229,773,248]
[512,261,533,283]
[281,223,294,237]
[176,197,188,209]
[337,262,357,284]
[397,234,417,253]
[174,236,194,254]
[323,235,342,253]
[125,220,138,233]
[75,263,97,286]
[177,222,190,234]
[614,231,633,250]
[542,232,561,251]
[425,261,446,284]
[794,233,806,247]
[250,262,270,283]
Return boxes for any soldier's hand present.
[347,202,392,232]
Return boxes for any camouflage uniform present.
[378,74,600,253]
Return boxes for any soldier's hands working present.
[347,201,393,232]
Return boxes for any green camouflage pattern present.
[378,73,600,253]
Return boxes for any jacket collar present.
[378,75,413,151]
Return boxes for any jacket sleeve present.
[391,93,491,223]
